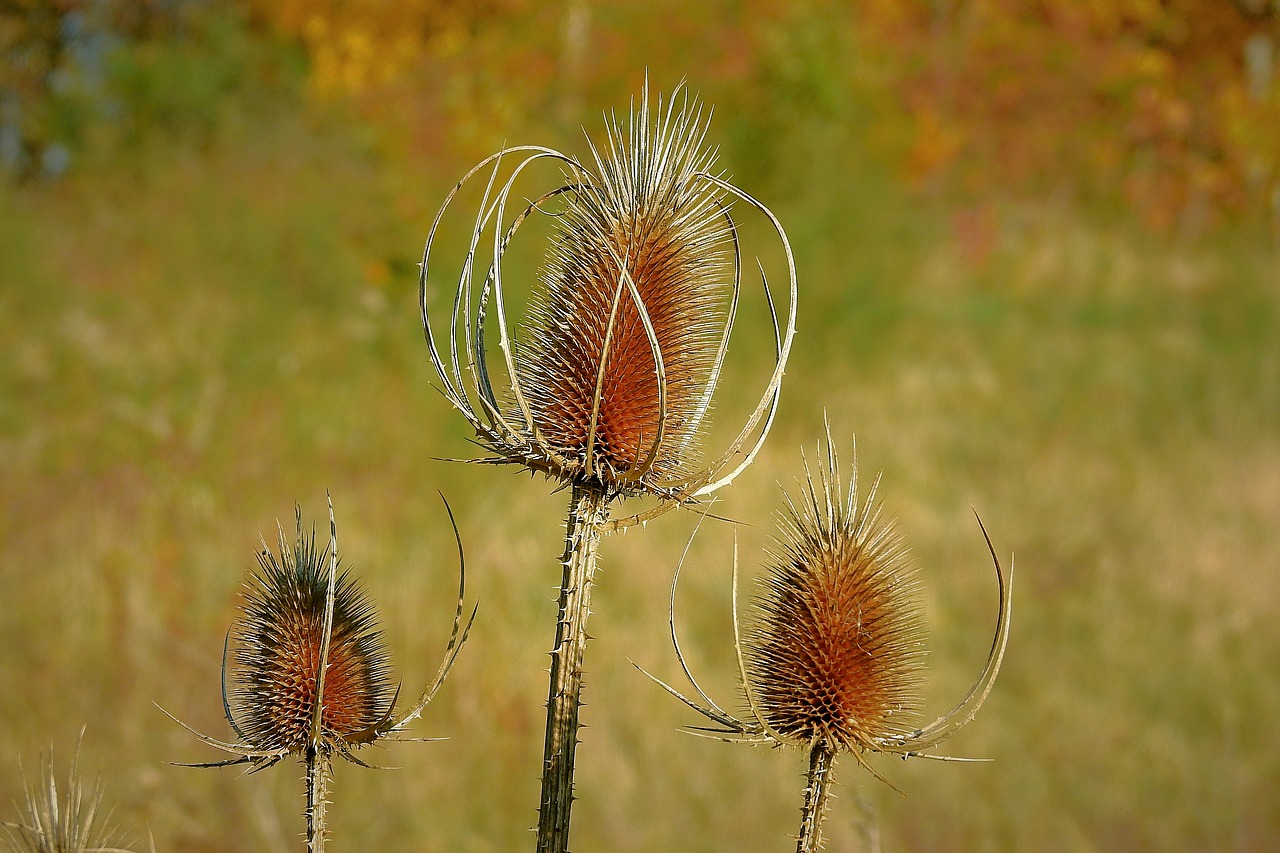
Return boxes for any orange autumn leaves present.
[254,0,1278,230]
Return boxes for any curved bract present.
[419,82,797,531]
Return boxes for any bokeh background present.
[2,1,1278,850]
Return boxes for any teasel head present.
[164,492,475,773]
[745,438,929,761]
[419,80,796,529]
[642,427,1013,786]
[3,733,143,853]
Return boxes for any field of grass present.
[2,36,1279,851]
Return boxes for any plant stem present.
[537,482,610,853]
[797,741,837,853]
[306,748,330,853]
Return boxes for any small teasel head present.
[420,79,797,527]
[165,493,475,772]
[3,732,142,853]
[745,436,928,756]
[641,427,1013,780]
[229,505,394,759]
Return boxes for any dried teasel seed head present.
[745,438,927,754]
[2,735,138,853]
[420,80,797,528]
[231,508,395,757]
[166,493,475,776]
[516,93,732,490]
[642,429,1012,803]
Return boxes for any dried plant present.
[419,80,796,852]
[164,494,475,852]
[2,733,143,853]
[643,430,1013,851]
[419,80,795,520]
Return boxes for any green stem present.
[536,483,610,853]
[306,748,330,853]
[797,741,837,853]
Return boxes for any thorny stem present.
[537,483,610,853]
[797,741,837,853]
[305,748,330,853]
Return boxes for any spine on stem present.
[797,742,837,853]
[306,749,331,853]
[537,483,610,853]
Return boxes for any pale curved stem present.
[691,174,798,496]
[876,513,1014,755]
[487,152,585,434]
[310,494,338,752]
[591,238,667,485]
[420,145,560,418]
[384,494,477,734]
[683,201,742,441]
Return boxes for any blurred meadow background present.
[2,1,1278,850]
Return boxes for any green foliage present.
[0,2,303,178]
[104,6,300,149]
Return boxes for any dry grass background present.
[2,50,1279,851]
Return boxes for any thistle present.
[165,494,475,852]
[2,734,142,853]
[419,81,796,852]
[644,431,1013,851]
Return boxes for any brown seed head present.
[420,82,797,527]
[231,511,394,757]
[167,494,476,781]
[517,98,731,489]
[745,441,927,754]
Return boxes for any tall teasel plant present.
[643,431,1013,852]
[164,495,475,852]
[419,81,797,851]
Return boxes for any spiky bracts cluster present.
[3,739,136,853]
[420,81,796,528]
[643,428,1012,777]
[167,496,474,777]
[231,514,394,757]
[746,444,927,754]
[517,98,731,489]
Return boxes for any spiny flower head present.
[166,494,474,773]
[746,438,927,753]
[642,428,1012,782]
[420,80,796,528]
[517,92,731,490]
[230,509,394,757]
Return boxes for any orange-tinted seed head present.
[746,446,927,754]
[231,518,394,756]
[517,96,732,491]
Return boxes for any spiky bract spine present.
[232,515,394,757]
[746,445,927,754]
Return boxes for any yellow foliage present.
[250,0,479,96]
[243,0,1278,227]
